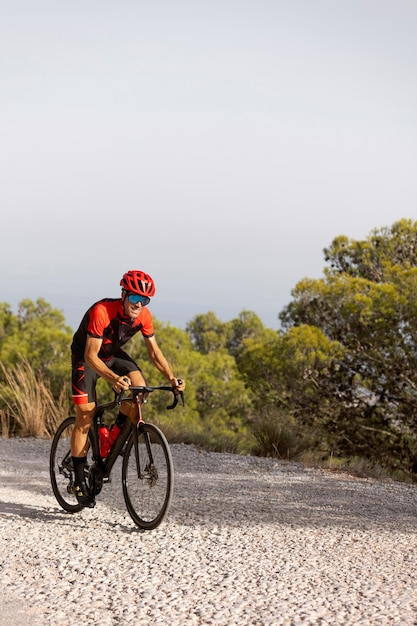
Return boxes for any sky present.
[1,0,416,332]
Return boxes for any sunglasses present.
[125,292,150,306]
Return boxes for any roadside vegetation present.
[2,219,417,482]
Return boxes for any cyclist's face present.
[122,294,142,319]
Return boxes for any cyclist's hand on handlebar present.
[171,377,185,392]
[112,376,131,394]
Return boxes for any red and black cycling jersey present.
[71,298,155,362]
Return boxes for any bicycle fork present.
[132,395,156,481]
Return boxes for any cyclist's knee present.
[128,370,146,386]
[75,403,95,430]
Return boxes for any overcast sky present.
[1,0,416,331]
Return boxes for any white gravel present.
[0,437,416,625]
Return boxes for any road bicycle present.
[50,385,183,530]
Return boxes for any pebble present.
[0,438,417,625]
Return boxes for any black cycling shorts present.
[72,350,143,405]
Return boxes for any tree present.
[239,326,343,412]
[279,219,417,475]
[186,309,265,358]
[0,303,17,343]
[0,299,73,397]
[322,218,417,281]
[226,310,265,358]
[186,311,231,354]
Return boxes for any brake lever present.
[167,390,185,410]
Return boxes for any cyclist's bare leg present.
[71,402,96,457]
[70,402,96,507]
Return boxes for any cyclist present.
[70,269,185,507]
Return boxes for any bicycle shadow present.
[0,471,141,533]
[0,496,144,534]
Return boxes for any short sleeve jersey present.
[71,298,154,362]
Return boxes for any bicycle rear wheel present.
[49,416,94,513]
[122,423,174,530]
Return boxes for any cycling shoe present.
[74,480,96,508]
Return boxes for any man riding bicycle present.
[70,269,185,508]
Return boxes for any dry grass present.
[0,358,70,438]
[0,409,10,438]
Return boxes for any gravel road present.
[0,437,416,625]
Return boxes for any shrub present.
[250,408,310,460]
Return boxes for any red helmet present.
[120,270,156,297]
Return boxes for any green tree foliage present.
[239,326,343,413]
[238,325,344,457]
[226,309,265,358]
[190,349,253,452]
[0,299,73,397]
[187,309,265,357]
[322,218,417,280]
[186,311,231,354]
[279,219,417,476]
[185,310,268,451]
[0,303,17,342]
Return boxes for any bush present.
[250,408,311,460]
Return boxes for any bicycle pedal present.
[103,477,112,484]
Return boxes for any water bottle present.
[98,424,111,458]
[108,423,122,449]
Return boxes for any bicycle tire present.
[122,423,174,530]
[49,416,95,513]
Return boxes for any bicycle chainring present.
[87,463,104,496]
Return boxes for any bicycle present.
[50,385,184,530]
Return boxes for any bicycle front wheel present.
[122,423,174,530]
[49,416,94,513]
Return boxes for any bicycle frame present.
[91,386,183,481]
